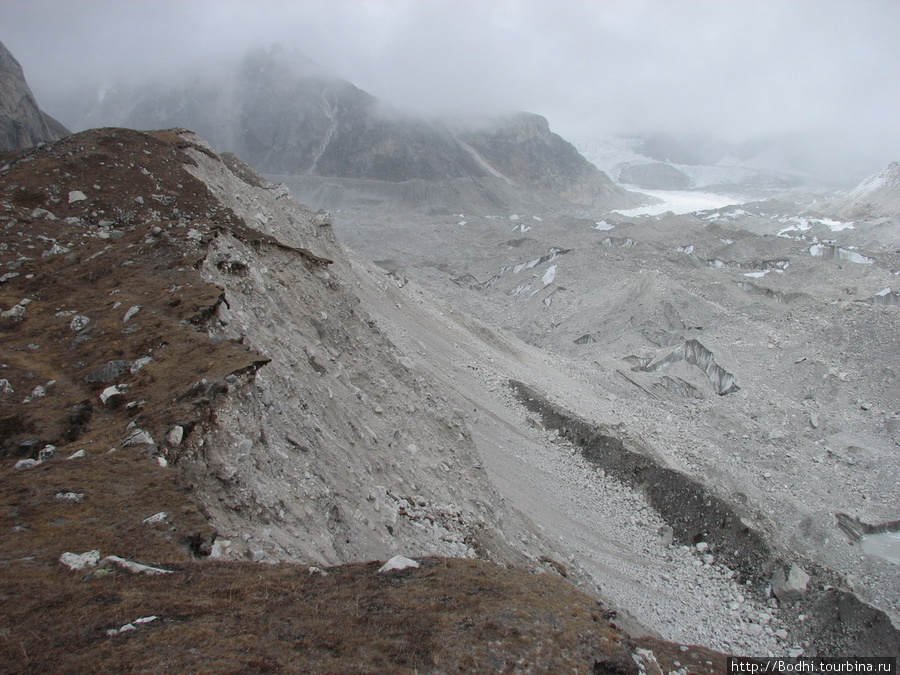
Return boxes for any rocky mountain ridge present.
[0,40,68,151]
[55,47,642,213]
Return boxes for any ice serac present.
[0,40,68,150]
[633,339,739,396]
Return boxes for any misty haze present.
[1,0,899,670]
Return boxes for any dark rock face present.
[459,112,630,207]
[60,47,640,210]
[0,41,68,150]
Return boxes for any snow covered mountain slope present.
[830,161,900,219]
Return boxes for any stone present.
[38,444,56,461]
[217,303,231,325]
[0,379,13,394]
[130,356,152,374]
[209,539,232,559]
[98,555,173,575]
[770,563,810,601]
[123,305,141,323]
[100,384,127,407]
[67,449,86,460]
[142,512,168,525]
[70,315,90,332]
[377,555,420,573]
[68,190,88,203]
[59,550,101,570]
[746,622,763,636]
[23,385,47,403]
[1,303,26,319]
[695,541,709,554]
[14,458,39,470]
[165,426,184,447]
[124,429,154,446]
[658,525,674,546]
[55,492,84,503]
[31,207,57,220]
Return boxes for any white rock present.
[166,426,184,446]
[14,458,40,470]
[131,357,153,374]
[771,564,810,601]
[0,379,14,394]
[55,492,84,503]
[67,449,86,460]
[142,512,168,525]
[100,384,128,406]
[695,542,709,554]
[70,315,90,332]
[99,555,173,575]
[68,190,88,203]
[209,539,232,559]
[124,429,154,446]
[60,550,101,570]
[309,566,328,576]
[377,555,420,573]
[123,305,141,323]
[31,207,57,220]
[23,385,47,403]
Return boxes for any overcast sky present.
[2,0,898,166]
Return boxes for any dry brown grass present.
[0,557,651,674]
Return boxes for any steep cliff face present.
[59,47,640,211]
[0,40,67,150]
[459,112,636,207]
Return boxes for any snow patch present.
[614,190,747,217]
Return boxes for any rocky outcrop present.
[0,40,68,150]
[458,112,641,208]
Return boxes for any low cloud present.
[2,0,897,172]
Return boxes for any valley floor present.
[332,189,900,656]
